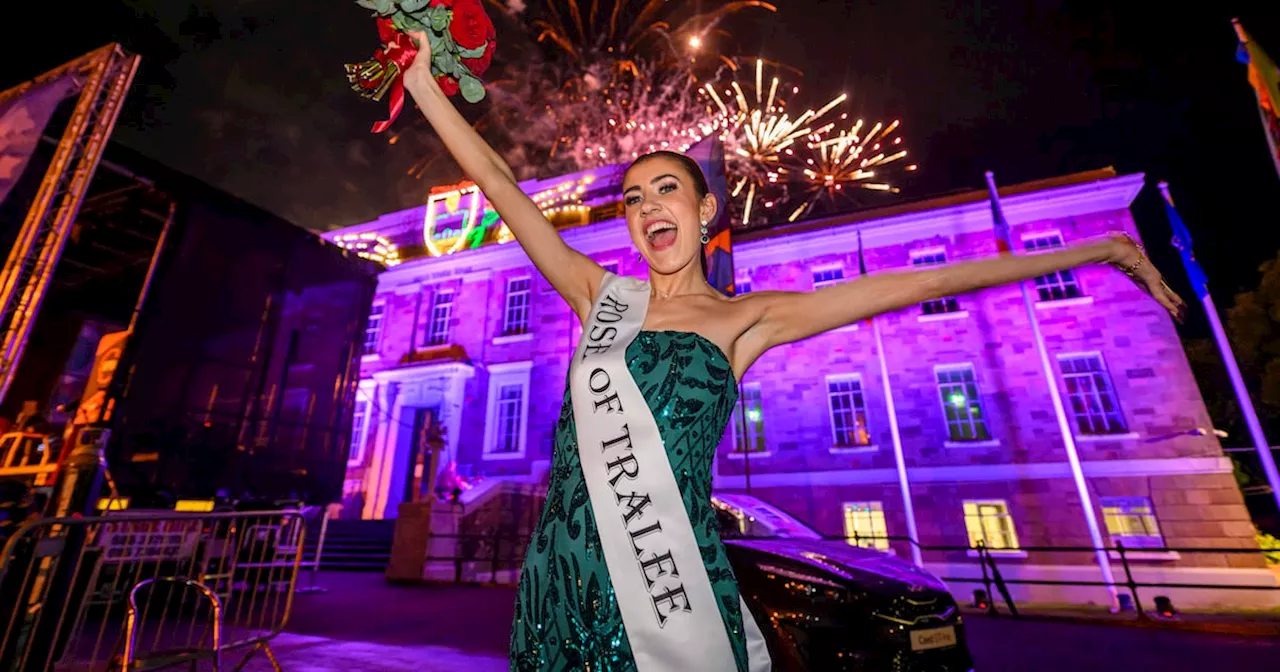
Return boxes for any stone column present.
[363,380,399,519]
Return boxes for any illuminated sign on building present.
[422,182,515,256]
[420,173,602,257]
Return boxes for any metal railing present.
[834,531,1280,620]
[409,525,1280,622]
[0,509,305,671]
[419,532,532,586]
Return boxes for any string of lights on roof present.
[532,175,596,217]
[333,232,401,267]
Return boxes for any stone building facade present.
[324,165,1275,607]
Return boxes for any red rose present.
[436,74,460,96]
[447,0,495,51]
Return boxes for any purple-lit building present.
[324,165,1277,607]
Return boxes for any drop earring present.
[699,219,709,244]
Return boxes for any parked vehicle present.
[714,494,975,672]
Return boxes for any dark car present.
[714,494,975,672]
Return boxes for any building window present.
[601,261,619,276]
[731,383,766,453]
[963,500,1020,551]
[1058,353,1128,435]
[501,277,532,336]
[843,501,889,550]
[827,375,871,447]
[348,399,369,465]
[424,288,454,347]
[484,362,532,458]
[936,365,991,441]
[812,266,845,288]
[1101,497,1165,549]
[363,303,384,356]
[911,249,961,315]
[1023,232,1084,302]
[493,385,524,454]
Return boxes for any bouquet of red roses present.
[344,0,496,133]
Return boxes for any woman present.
[400,33,1183,672]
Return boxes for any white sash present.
[570,273,771,672]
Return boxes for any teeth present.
[645,222,676,240]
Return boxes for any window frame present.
[934,364,992,443]
[826,374,872,448]
[842,501,890,550]
[482,361,533,459]
[962,499,1021,552]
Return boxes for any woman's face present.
[622,156,716,277]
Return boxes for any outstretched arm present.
[733,234,1184,368]
[402,32,603,319]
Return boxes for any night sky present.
[1,1,1278,327]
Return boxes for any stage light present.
[1153,596,1177,618]
[972,589,989,610]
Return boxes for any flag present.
[983,171,1014,253]
[687,135,735,296]
[1235,20,1280,181]
[0,77,75,207]
[1158,182,1210,300]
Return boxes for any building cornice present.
[371,361,476,382]
[734,173,1145,268]
[360,170,1144,288]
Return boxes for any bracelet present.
[1110,232,1146,278]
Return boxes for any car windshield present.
[713,495,822,540]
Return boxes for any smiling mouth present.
[644,220,678,251]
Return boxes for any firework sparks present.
[529,0,776,70]
[493,58,719,174]
[707,59,847,225]
[788,118,917,221]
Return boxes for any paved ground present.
[236,572,1280,671]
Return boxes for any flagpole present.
[858,231,922,566]
[1159,182,1280,511]
[985,172,1119,610]
[872,317,923,566]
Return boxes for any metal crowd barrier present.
[416,526,1280,622]
[0,510,305,671]
[836,531,1280,620]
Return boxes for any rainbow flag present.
[1235,20,1280,181]
[687,136,736,296]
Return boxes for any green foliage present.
[352,0,489,103]
[1258,527,1280,565]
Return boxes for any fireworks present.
[706,59,848,226]
[528,0,776,71]
[494,58,719,175]
[788,118,917,221]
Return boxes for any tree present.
[1186,250,1280,531]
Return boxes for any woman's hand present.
[402,30,437,91]
[1106,232,1187,322]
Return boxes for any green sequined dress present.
[510,331,750,672]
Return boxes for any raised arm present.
[734,234,1185,367]
[401,31,604,319]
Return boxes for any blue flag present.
[1159,183,1209,299]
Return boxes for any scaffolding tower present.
[0,44,140,404]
